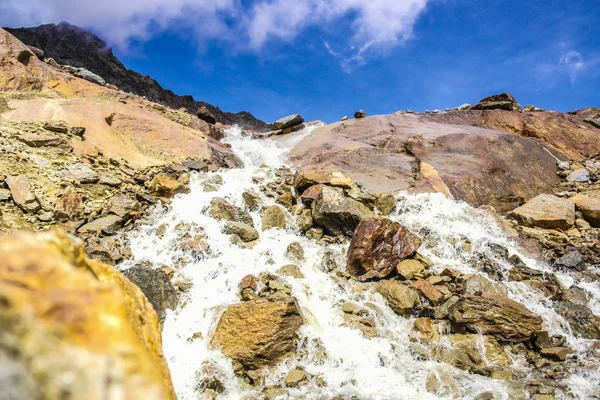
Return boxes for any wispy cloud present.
[559,49,588,86]
[0,0,429,68]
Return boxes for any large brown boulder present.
[469,92,521,111]
[347,218,421,280]
[272,114,304,130]
[375,280,420,316]
[449,293,542,342]
[54,187,85,220]
[211,297,303,372]
[289,114,562,213]
[570,193,600,227]
[0,231,176,399]
[197,106,216,124]
[508,194,575,230]
[311,186,374,237]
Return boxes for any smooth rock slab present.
[211,297,303,371]
[566,168,590,183]
[272,114,304,130]
[17,132,62,147]
[59,163,99,184]
[5,175,40,213]
[77,215,123,235]
[347,217,421,280]
[449,293,542,342]
[570,193,600,227]
[508,194,574,230]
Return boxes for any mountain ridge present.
[4,22,270,131]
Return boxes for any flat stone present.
[409,278,444,304]
[375,280,420,316]
[508,194,574,230]
[223,221,259,242]
[182,159,209,172]
[4,175,40,213]
[60,163,99,184]
[566,168,590,183]
[272,114,304,130]
[99,175,122,187]
[539,347,570,361]
[77,215,123,235]
[110,195,139,217]
[17,132,62,147]
[570,194,600,227]
[43,120,69,133]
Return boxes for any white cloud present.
[559,50,585,86]
[0,0,429,66]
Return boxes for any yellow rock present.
[0,231,176,400]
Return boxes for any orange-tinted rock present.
[508,194,575,230]
[54,187,85,220]
[409,279,444,304]
[347,218,421,280]
[149,174,190,198]
[570,193,600,227]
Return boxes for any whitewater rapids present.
[122,126,600,400]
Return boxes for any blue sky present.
[1,0,599,123]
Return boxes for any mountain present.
[4,22,269,131]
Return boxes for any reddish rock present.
[409,279,444,304]
[5,175,40,213]
[149,174,190,198]
[347,218,421,280]
[300,184,325,206]
[54,187,85,220]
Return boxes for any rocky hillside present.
[5,22,270,131]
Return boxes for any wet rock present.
[195,362,225,394]
[197,106,216,124]
[376,193,396,215]
[276,264,304,279]
[261,205,287,230]
[554,250,585,271]
[242,190,262,211]
[223,221,259,242]
[347,217,421,280]
[306,227,324,241]
[122,267,179,326]
[149,173,190,198]
[276,191,293,209]
[208,198,254,227]
[412,317,440,343]
[539,347,570,362]
[60,163,100,184]
[449,293,543,342]
[470,92,520,111]
[284,242,305,262]
[435,295,460,319]
[570,194,600,227]
[54,187,85,220]
[293,172,353,193]
[110,195,140,218]
[17,132,62,147]
[464,275,508,296]
[5,175,40,213]
[300,184,325,206]
[566,168,590,183]
[508,194,574,230]
[77,215,123,235]
[296,208,313,233]
[211,297,303,372]
[554,301,600,339]
[182,159,209,172]
[433,334,510,372]
[396,259,425,280]
[561,286,589,305]
[0,231,176,399]
[507,264,561,298]
[354,110,367,118]
[409,278,444,304]
[284,369,308,387]
[263,387,288,400]
[375,280,420,316]
[272,114,304,130]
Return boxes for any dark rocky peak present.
[4,22,269,131]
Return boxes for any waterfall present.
[121,126,600,400]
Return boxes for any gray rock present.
[77,215,123,235]
[354,110,366,118]
[555,251,585,271]
[74,67,106,86]
[0,189,12,201]
[272,114,304,130]
[60,163,99,184]
[99,175,122,187]
[122,267,178,326]
[223,221,259,242]
[311,186,374,237]
[557,161,571,171]
[584,118,600,129]
[183,159,209,172]
[458,103,471,111]
[566,168,590,183]
[109,195,139,217]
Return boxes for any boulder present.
[508,194,574,230]
[54,187,85,220]
[584,117,600,129]
[463,275,508,296]
[197,106,216,124]
[223,221,259,242]
[449,293,542,342]
[347,217,421,280]
[122,267,179,326]
[5,175,40,213]
[211,297,303,371]
[27,45,44,59]
[375,280,420,316]
[77,215,123,235]
[396,259,425,280]
[354,110,367,118]
[570,194,600,227]
[566,168,590,183]
[554,301,600,340]
[300,184,325,206]
[149,173,189,198]
[376,193,396,215]
[43,120,69,133]
[0,231,176,399]
[60,163,99,184]
[109,195,140,218]
[409,279,444,304]
[261,205,287,230]
[312,186,374,237]
[470,93,520,111]
[272,114,304,130]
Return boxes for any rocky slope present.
[5,22,270,131]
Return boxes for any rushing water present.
[122,126,600,400]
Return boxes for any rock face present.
[211,297,303,372]
[5,23,269,131]
[0,231,175,399]
[290,114,563,213]
[347,218,421,280]
[122,267,179,326]
[469,92,521,111]
[449,293,542,342]
[312,186,374,237]
[508,194,575,230]
[272,114,304,130]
